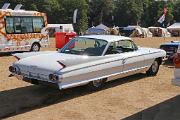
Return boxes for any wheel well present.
[32,42,41,47]
[156,57,162,65]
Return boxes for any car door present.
[103,42,124,80]
[103,40,145,81]
[118,40,145,75]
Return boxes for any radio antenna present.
[14,4,22,10]
[1,3,10,9]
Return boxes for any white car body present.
[9,35,166,90]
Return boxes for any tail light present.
[9,66,21,75]
[9,66,15,73]
[49,74,59,81]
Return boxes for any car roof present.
[161,41,180,46]
[78,35,132,43]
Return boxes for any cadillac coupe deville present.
[9,35,166,90]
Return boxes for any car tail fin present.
[14,56,20,60]
[57,61,66,69]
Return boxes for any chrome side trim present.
[59,66,150,89]
[63,51,161,73]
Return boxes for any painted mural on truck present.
[0,7,49,52]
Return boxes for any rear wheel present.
[88,78,106,90]
[30,43,40,52]
[146,60,160,76]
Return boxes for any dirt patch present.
[0,37,180,120]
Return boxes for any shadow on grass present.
[122,95,180,120]
[0,73,146,119]
[162,60,174,68]
[0,51,27,57]
[0,52,12,57]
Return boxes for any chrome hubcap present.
[93,79,103,87]
[32,44,39,51]
[152,61,158,73]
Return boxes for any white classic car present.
[9,35,166,90]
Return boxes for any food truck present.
[0,3,49,52]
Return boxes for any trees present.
[0,0,88,34]
[114,0,144,26]
[0,0,180,34]
[113,0,177,27]
[89,0,114,26]
[174,1,180,22]
[41,0,63,23]
[62,0,88,34]
[140,0,175,27]
[165,1,174,26]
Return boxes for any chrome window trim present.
[63,51,161,73]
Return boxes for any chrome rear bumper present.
[14,74,59,89]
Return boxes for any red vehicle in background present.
[55,32,76,49]
[172,45,180,86]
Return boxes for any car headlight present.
[9,66,21,75]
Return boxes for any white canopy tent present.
[47,24,74,32]
[148,27,171,37]
[142,28,153,37]
[47,24,74,37]
[167,23,180,36]
[167,23,180,30]
[123,25,148,37]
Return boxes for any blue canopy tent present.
[86,24,109,35]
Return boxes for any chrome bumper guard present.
[14,74,59,89]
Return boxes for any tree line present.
[0,0,180,34]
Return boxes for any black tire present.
[146,60,160,76]
[88,78,107,90]
[30,43,40,52]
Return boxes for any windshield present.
[60,37,108,56]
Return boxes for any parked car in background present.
[0,3,49,53]
[9,35,166,90]
[160,41,180,60]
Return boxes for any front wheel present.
[146,60,160,76]
[30,43,40,52]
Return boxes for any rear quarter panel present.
[140,47,166,67]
